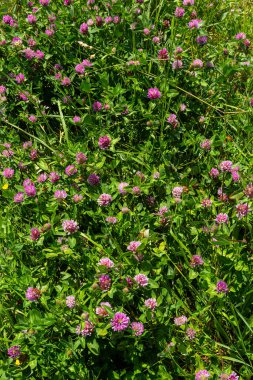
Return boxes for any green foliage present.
[0,0,253,379]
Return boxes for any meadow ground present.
[0,0,253,379]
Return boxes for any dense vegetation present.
[0,0,252,379]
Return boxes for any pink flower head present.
[220,160,233,172]
[231,170,240,182]
[19,92,29,101]
[87,173,100,185]
[76,152,87,164]
[23,141,33,149]
[30,228,40,241]
[104,16,113,24]
[131,322,144,336]
[113,15,120,24]
[23,178,33,187]
[24,185,36,197]
[167,113,178,128]
[65,165,77,176]
[2,15,13,25]
[175,7,185,17]
[201,198,212,207]
[209,168,219,178]
[99,274,111,290]
[244,183,253,198]
[195,370,211,380]
[192,59,203,68]
[127,241,141,252]
[2,149,14,157]
[175,46,183,54]
[28,38,36,46]
[2,168,14,178]
[96,302,112,317]
[37,173,47,183]
[98,257,114,268]
[174,315,188,326]
[30,149,38,160]
[62,219,79,234]
[49,172,60,182]
[106,216,118,224]
[48,14,56,22]
[97,193,112,206]
[118,182,129,195]
[2,143,11,148]
[82,59,92,67]
[121,207,130,213]
[93,101,102,112]
[0,85,6,94]
[186,327,197,339]
[172,186,183,198]
[54,190,67,200]
[40,0,50,5]
[227,372,239,380]
[236,203,250,219]
[200,139,211,150]
[215,213,228,224]
[243,39,251,47]
[7,346,21,358]
[111,312,130,331]
[132,186,141,195]
[73,194,83,203]
[172,59,183,70]
[73,116,81,124]
[143,28,150,35]
[66,295,75,308]
[134,273,148,287]
[29,115,37,122]
[188,19,202,29]
[8,35,19,44]
[152,36,160,44]
[190,255,204,267]
[153,171,160,179]
[75,63,85,74]
[14,192,24,203]
[218,188,228,202]
[16,73,25,84]
[26,287,41,301]
[96,16,104,27]
[158,48,169,60]
[61,77,71,86]
[147,88,161,99]
[157,206,168,216]
[144,298,157,310]
[80,23,89,34]
[98,136,111,150]
[27,14,37,24]
[23,48,35,60]
[77,321,94,336]
[235,32,246,40]
[196,35,208,45]
[183,0,194,5]
[216,280,228,294]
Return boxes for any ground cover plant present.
[0,0,253,379]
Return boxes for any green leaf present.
[87,339,100,355]
[29,359,37,369]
